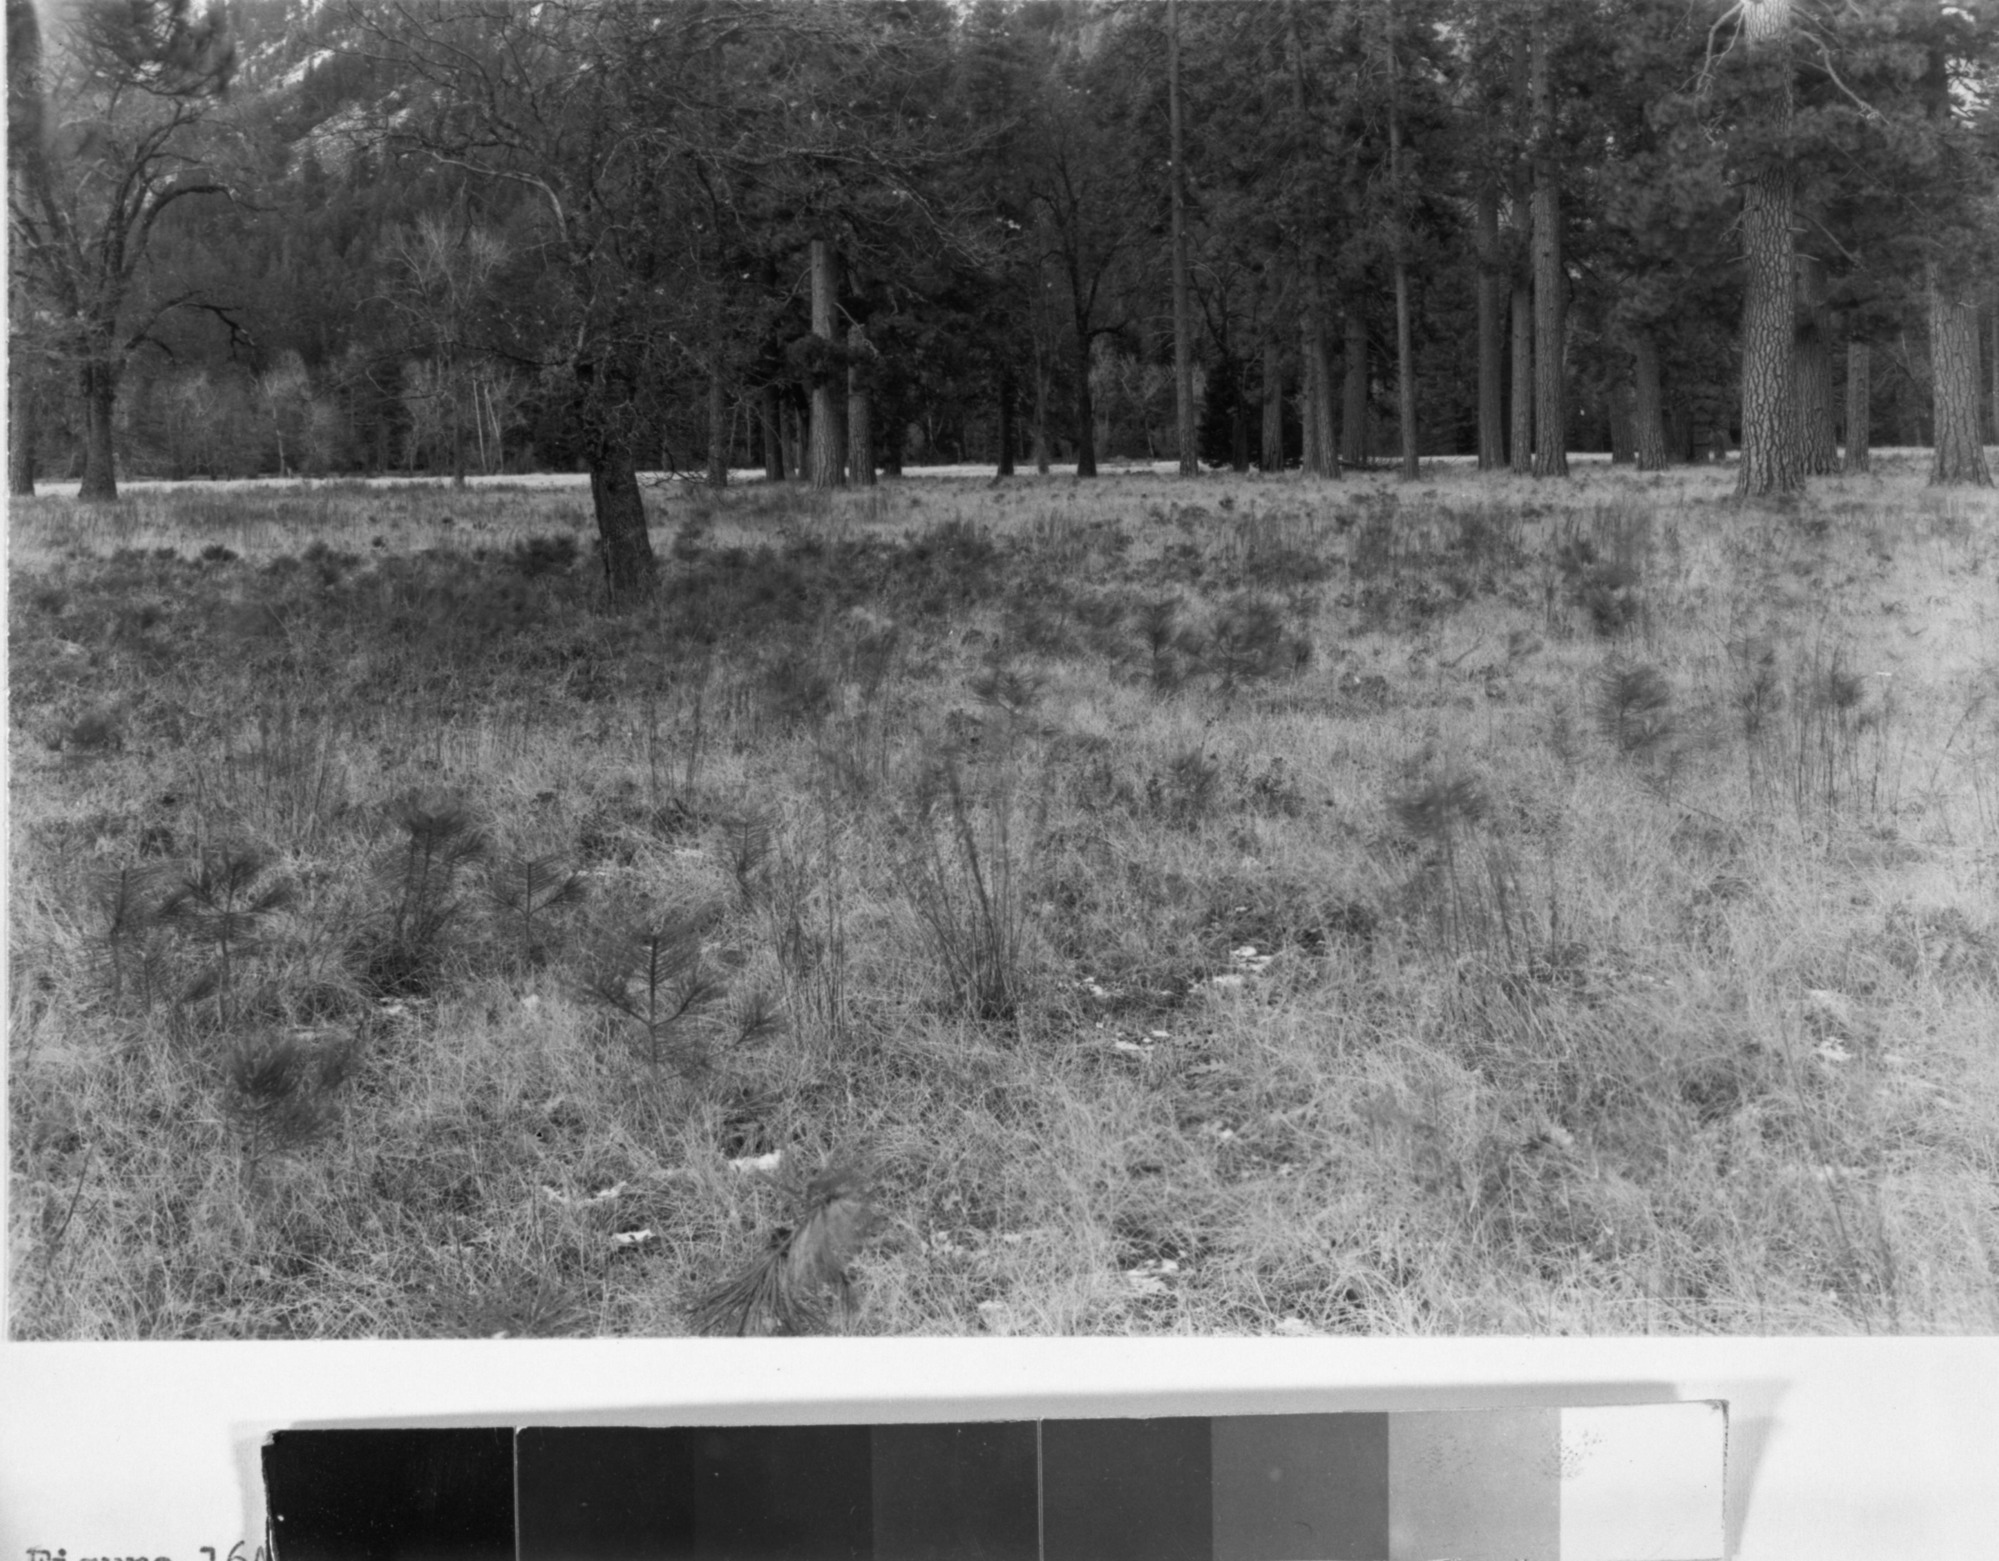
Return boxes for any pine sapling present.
[222,1029,360,1186]
[82,862,173,1012]
[161,845,294,1030]
[486,850,586,969]
[366,797,485,996]
[576,902,765,1078]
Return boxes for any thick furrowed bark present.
[1795,256,1838,475]
[809,238,845,489]
[1509,280,1533,474]
[1735,0,1801,500]
[1300,305,1334,476]
[1529,18,1566,479]
[1340,306,1368,468]
[1475,184,1505,471]
[1844,339,1870,474]
[1736,166,1800,497]
[1929,277,1993,487]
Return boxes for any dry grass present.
[9,456,1999,1338]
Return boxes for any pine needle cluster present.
[687,1161,875,1337]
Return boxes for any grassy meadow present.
[8,456,1999,1338]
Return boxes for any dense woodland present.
[9,0,1999,583]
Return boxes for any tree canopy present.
[11,0,1998,580]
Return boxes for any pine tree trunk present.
[1168,0,1197,478]
[1631,327,1668,471]
[587,435,657,602]
[1509,280,1533,474]
[1608,382,1634,464]
[846,323,874,487]
[996,363,1015,477]
[8,344,35,496]
[1795,255,1838,474]
[1507,31,1533,476]
[1284,0,1335,479]
[1299,308,1329,475]
[1844,338,1871,473]
[1260,336,1285,472]
[809,238,845,489]
[707,362,729,487]
[78,357,118,502]
[1393,260,1416,480]
[783,396,803,482]
[1475,183,1505,470]
[1529,16,1566,479]
[1735,0,1800,499]
[1929,272,1993,486]
[1340,305,1368,467]
[1387,10,1417,482]
[1298,310,1321,476]
[1989,287,1998,444]
[761,383,785,481]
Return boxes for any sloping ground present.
[9,460,1999,1337]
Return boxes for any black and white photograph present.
[8,0,1999,1354]
[10,1,1999,1556]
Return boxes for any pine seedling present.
[161,845,293,1029]
[1390,755,1495,959]
[575,903,730,1077]
[729,986,786,1048]
[1595,661,1676,758]
[968,662,1045,720]
[366,797,485,996]
[222,1029,360,1185]
[486,851,586,969]
[724,809,775,908]
[82,862,173,1012]
[688,1159,875,1336]
[1140,597,1190,693]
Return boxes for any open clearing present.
[9,459,1999,1338]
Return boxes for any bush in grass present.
[894,669,1046,1023]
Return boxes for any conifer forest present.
[9,0,1999,1339]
